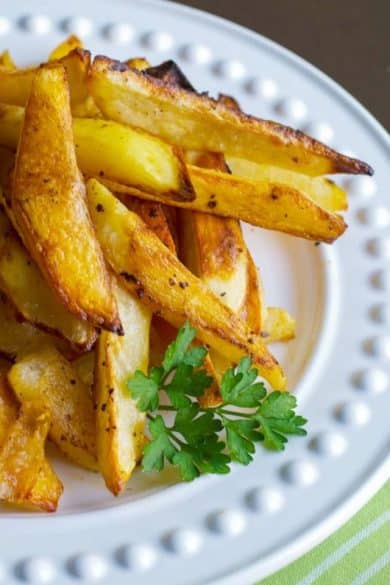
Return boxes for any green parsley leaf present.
[224,419,263,464]
[162,321,196,372]
[255,392,308,451]
[128,370,160,412]
[142,416,177,471]
[172,450,200,481]
[220,357,267,407]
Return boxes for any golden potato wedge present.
[89,56,372,176]
[87,179,285,389]
[0,48,91,111]
[8,346,97,471]
[0,373,18,445]
[262,307,296,343]
[0,293,69,359]
[73,117,194,201]
[0,50,16,70]
[228,157,347,212]
[0,404,63,512]
[108,166,346,242]
[12,64,121,333]
[72,352,95,389]
[95,279,150,495]
[0,105,193,202]
[0,210,97,350]
[49,35,83,61]
[0,103,23,150]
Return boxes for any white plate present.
[0,1,389,583]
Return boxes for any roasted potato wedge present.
[73,117,194,201]
[72,352,95,389]
[0,293,69,359]
[12,64,121,333]
[0,48,91,112]
[228,157,347,212]
[0,373,18,445]
[87,179,285,389]
[262,307,296,343]
[0,104,194,202]
[0,50,16,71]
[49,35,83,61]
[0,210,97,350]
[95,280,150,495]
[107,167,346,242]
[89,56,372,176]
[0,400,63,512]
[8,346,97,471]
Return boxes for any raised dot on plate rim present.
[61,17,92,36]
[116,544,157,571]
[103,22,134,43]
[309,431,347,457]
[17,557,56,584]
[357,207,390,228]
[370,303,390,325]
[207,508,246,535]
[334,401,371,426]
[245,77,278,100]
[141,31,174,51]
[366,237,390,259]
[162,528,202,556]
[275,98,307,121]
[353,367,388,393]
[179,44,212,64]
[244,486,285,513]
[280,459,319,486]
[213,59,247,79]
[370,269,390,291]
[343,176,377,198]
[363,337,390,360]
[68,553,108,581]
[0,17,10,35]
[19,15,51,34]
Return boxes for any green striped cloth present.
[259,482,389,585]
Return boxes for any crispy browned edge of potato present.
[89,55,373,176]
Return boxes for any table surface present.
[176,0,389,130]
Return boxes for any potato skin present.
[12,64,121,333]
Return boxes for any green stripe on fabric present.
[258,482,390,585]
[349,551,390,585]
[321,515,390,585]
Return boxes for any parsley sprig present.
[128,322,307,481]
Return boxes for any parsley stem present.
[216,408,253,418]
[157,405,177,412]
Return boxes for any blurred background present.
[175,0,389,130]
